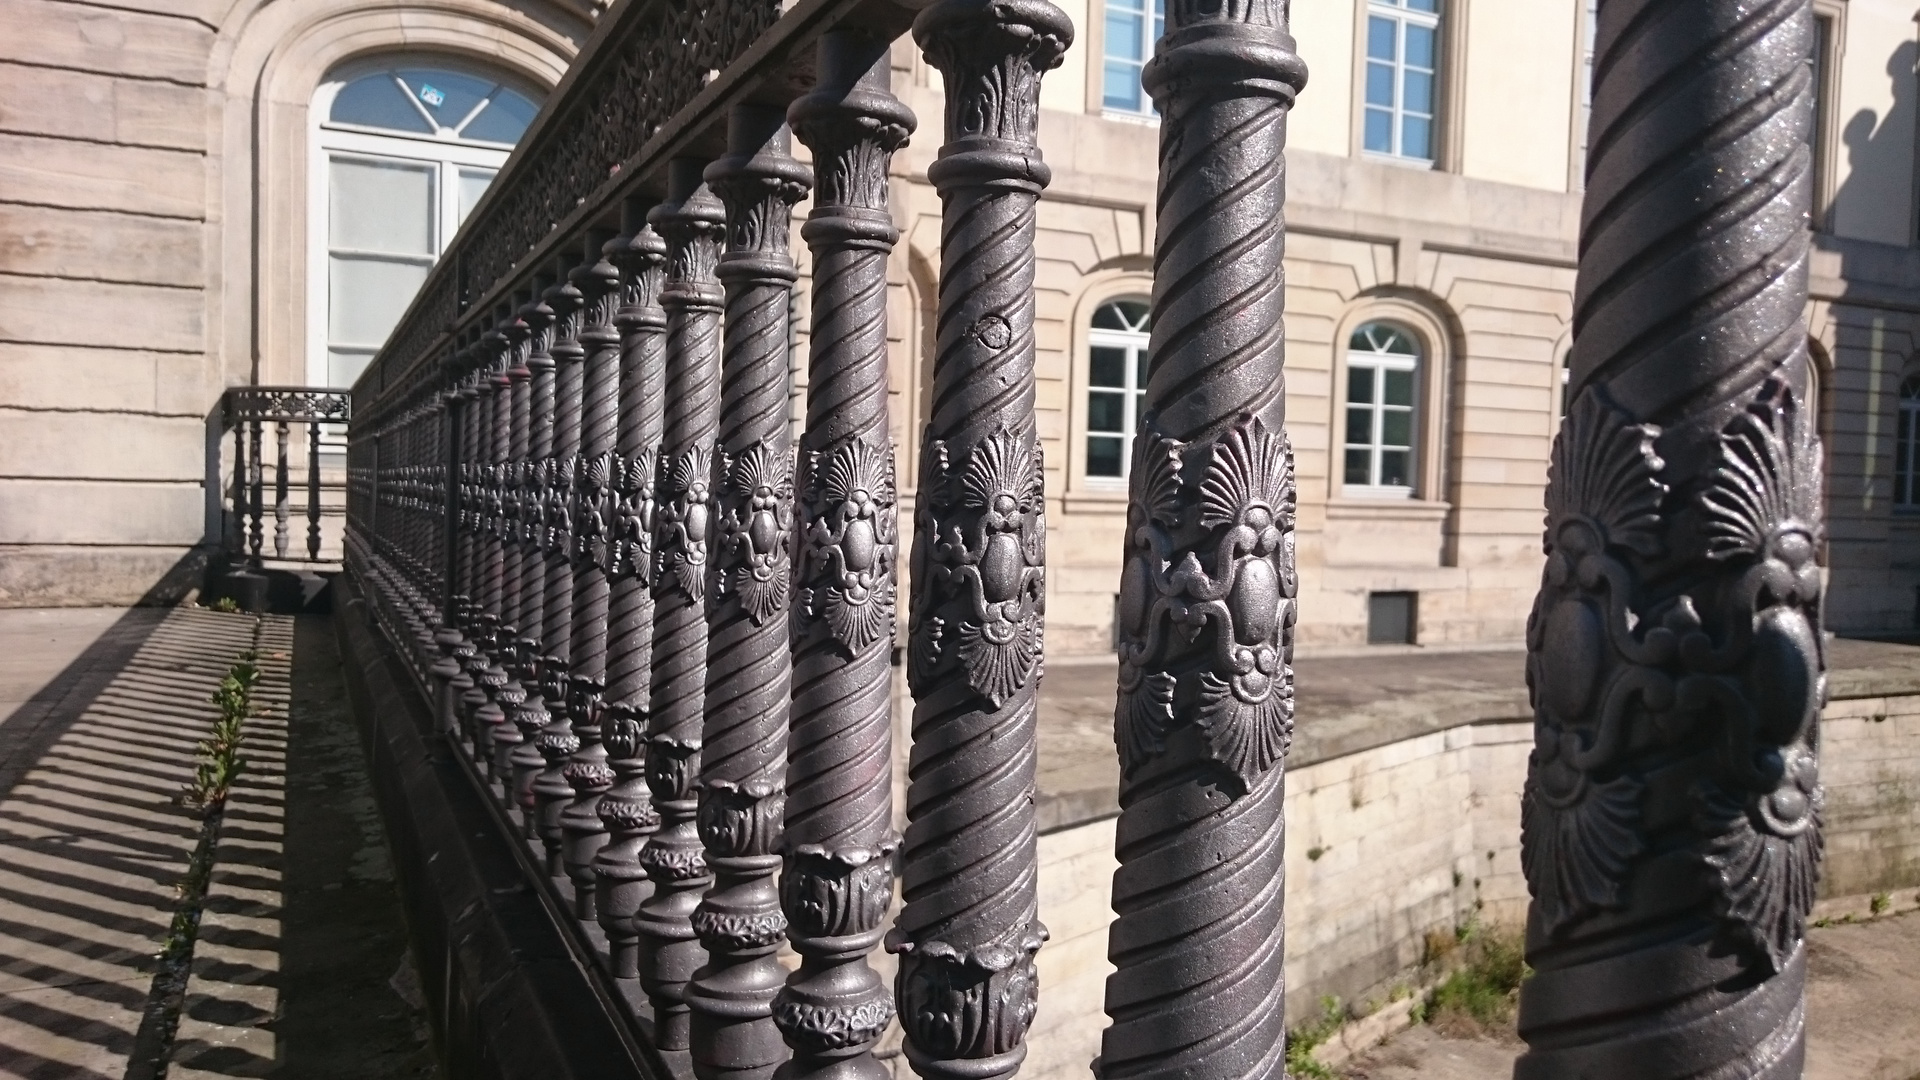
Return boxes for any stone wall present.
[1018,689,1920,1080]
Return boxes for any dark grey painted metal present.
[895,5,1069,1078]
[1514,2,1823,1077]
[543,259,589,872]
[686,104,809,1080]
[1097,3,1307,1076]
[775,31,913,1080]
[597,203,670,981]
[563,231,624,921]
[639,158,727,1055]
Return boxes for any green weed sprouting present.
[1283,995,1345,1079]
[183,652,259,812]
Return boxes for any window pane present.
[1103,62,1143,111]
[458,167,497,227]
[330,74,433,134]
[395,68,495,130]
[1347,364,1375,405]
[1136,349,1148,387]
[328,348,375,390]
[1345,449,1373,486]
[1384,368,1414,406]
[462,87,540,144]
[1088,436,1124,477]
[330,157,435,254]
[1091,347,1127,387]
[1381,408,1412,447]
[1406,0,1440,11]
[1089,391,1127,432]
[1107,10,1146,60]
[1403,67,1433,114]
[1366,61,1396,107]
[1115,299,1150,328]
[1347,407,1373,446]
[1380,450,1411,488]
[1402,115,1433,160]
[1404,23,1436,69]
[1092,303,1129,330]
[329,254,431,346]
[1365,109,1393,153]
[1367,16,1396,61]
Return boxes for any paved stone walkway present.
[0,607,264,1080]
[0,608,432,1080]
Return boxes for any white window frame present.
[1100,0,1164,118]
[307,63,530,390]
[1084,300,1152,485]
[1343,324,1421,497]
[1362,0,1442,165]
[1897,376,1920,511]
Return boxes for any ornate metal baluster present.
[563,230,623,920]
[638,158,726,1056]
[597,203,669,981]
[229,419,246,557]
[1097,4,1306,1077]
[895,6,1069,1078]
[686,106,808,1080]
[500,287,550,789]
[776,31,914,1079]
[249,417,264,559]
[274,419,291,558]
[308,412,324,560]
[535,264,585,869]
[1515,3,1823,1076]
[468,311,515,760]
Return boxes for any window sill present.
[1326,495,1451,522]
[1099,109,1160,126]
[1065,485,1131,513]
[1359,151,1439,171]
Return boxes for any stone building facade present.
[3,0,1917,653]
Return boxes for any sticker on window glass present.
[418,84,446,108]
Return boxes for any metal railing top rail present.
[223,385,352,426]
[350,0,919,428]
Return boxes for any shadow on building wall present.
[1821,38,1920,634]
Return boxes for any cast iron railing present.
[344,0,1826,1078]
[218,386,351,565]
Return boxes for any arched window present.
[1086,299,1151,480]
[310,60,543,388]
[1897,375,1920,509]
[1344,321,1420,494]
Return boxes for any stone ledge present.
[332,577,666,1080]
[1035,635,1920,836]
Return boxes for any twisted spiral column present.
[529,269,583,868]
[685,104,810,1080]
[776,32,914,1080]
[1097,5,1306,1077]
[771,31,913,1076]
[1516,3,1823,1077]
[895,6,1069,1080]
[597,203,670,979]
[563,230,624,920]
[639,158,727,1054]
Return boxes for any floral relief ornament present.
[610,449,656,583]
[1113,416,1297,790]
[714,442,793,625]
[799,435,897,654]
[1520,378,1825,972]
[655,446,712,600]
[911,424,1046,708]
